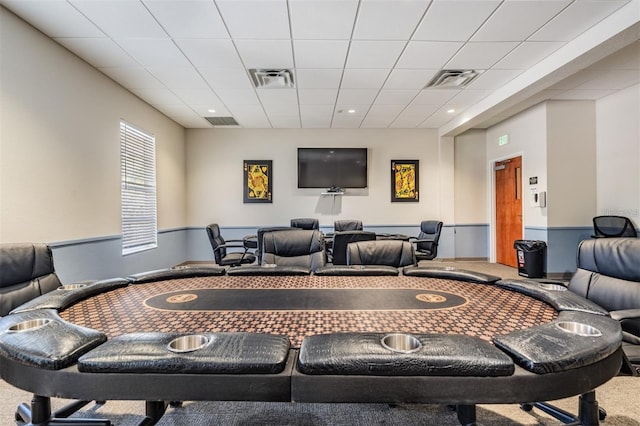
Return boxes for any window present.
[120,121,157,255]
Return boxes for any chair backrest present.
[0,243,62,316]
[568,238,640,312]
[334,220,363,232]
[331,231,377,265]
[290,218,319,230]
[592,215,637,238]
[262,229,326,271]
[205,224,226,263]
[346,240,416,268]
[257,227,295,264]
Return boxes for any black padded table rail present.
[0,271,624,426]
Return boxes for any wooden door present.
[495,156,522,267]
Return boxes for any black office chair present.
[346,240,416,268]
[334,219,363,232]
[290,218,319,230]
[0,242,63,316]
[410,220,443,261]
[0,242,108,424]
[206,224,256,267]
[330,231,377,265]
[261,229,326,272]
[256,226,295,264]
[592,215,637,238]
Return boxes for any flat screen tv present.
[297,148,368,190]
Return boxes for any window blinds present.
[120,121,157,255]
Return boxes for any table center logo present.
[416,293,447,303]
[167,293,198,303]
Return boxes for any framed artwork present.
[391,160,419,202]
[244,160,272,203]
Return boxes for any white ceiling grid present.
[0,0,637,130]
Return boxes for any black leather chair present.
[261,229,326,272]
[567,237,640,374]
[334,220,363,232]
[0,242,108,424]
[330,231,377,265]
[410,220,443,261]
[0,242,63,316]
[206,224,256,267]
[346,240,416,268]
[256,226,295,264]
[592,215,637,238]
[290,218,319,230]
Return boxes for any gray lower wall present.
[50,224,598,282]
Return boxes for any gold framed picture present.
[391,160,419,202]
[244,160,272,203]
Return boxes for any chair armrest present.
[610,309,640,322]
[212,242,248,253]
[410,238,437,245]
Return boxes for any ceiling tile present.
[216,0,290,39]
[336,89,379,105]
[298,89,339,105]
[334,105,370,116]
[130,88,182,105]
[289,0,359,39]
[396,41,463,69]
[173,88,225,106]
[300,105,334,128]
[374,90,420,105]
[384,69,438,89]
[267,115,301,128]
[390,114,428,128]
[346,41,406,69]
[332,114,365,128]
[367,104,406,116]
[471,1,570,42]
[402,103,440,116]
[466,69,524,90]
[294,40,349,69]
[98,67,165,89]
[234,40,294,69]
[190,105,232,117]
[174,39,243,68]
[360,115,395,128]
[215,89,261,106]
[295,69,343,89]
[412,89,459,105]
[228,105,271,127]
[447,89,492,106]
[1,0,104,38]
[493,41,566,69]
[353,0,430,40]
[200,68,254,90]
[146,67,209,89]
[341,69,390,89]
[143,0,229,39]
[445,42,519,69]
[530,0,629,42]
[257,89,299,115]
[55,38,139,68]
[412,0,500,42]
[116,38,191,68]
[70,0,167,38]
[153,104,210,127]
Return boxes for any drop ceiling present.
[1,0,638,134]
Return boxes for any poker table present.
[0,265,624,426]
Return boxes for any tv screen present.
[297,148,367,189]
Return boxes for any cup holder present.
[538,283,567,291]
[8,318,52,333]
[380,333,422,353]
[556,321,602,337]
[60,283,88,291]
[167,335,210,353]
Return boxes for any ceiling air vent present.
[425,70,481,89]
[205,116,239,127]
[249,69,295,89]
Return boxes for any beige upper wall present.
[0,8,187,243]
[186,128,440,228]
[453,130,487,225]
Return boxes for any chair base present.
[15,395,169,426]
[520,391,605,425]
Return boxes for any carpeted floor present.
[2,260,638,425]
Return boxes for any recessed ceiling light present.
[208,109,216,113]
[348,109,356,114]
[447,109,455,113]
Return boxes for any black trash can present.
[513,240,546,278]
